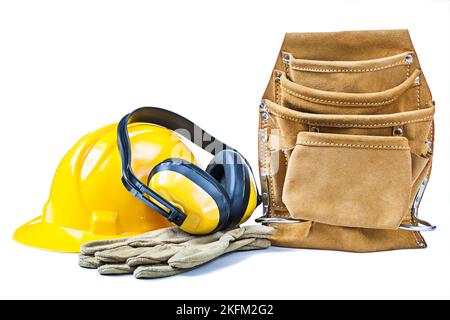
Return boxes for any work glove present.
[79,225,274,279]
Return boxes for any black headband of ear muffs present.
[117,107,262,226]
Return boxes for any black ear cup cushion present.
[206,150,251,229]
[148,158,231,233]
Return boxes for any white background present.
[0,0,449,300]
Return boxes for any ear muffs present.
[206,150,256,230]
[147,159,231,235]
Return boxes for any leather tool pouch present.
[258,30,435,252]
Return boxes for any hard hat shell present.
[14,123,196,253]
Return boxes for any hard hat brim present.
[13,216,135,253]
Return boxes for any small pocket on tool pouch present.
[282,51,416,93]
[274,68,423,115]
[267,135,295,209]
[282,132,412,229]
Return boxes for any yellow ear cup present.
[147,160,231,235]
[240,177,258,224]
[205,150,257,229]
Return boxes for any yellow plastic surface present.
[241,178,258,224]
[14,123,196,253]
[148,171,221,234]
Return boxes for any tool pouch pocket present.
[275,69,423,115]
[282,51,415,93]
[283,132,411,229]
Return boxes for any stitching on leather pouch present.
[281,86,398,106]
[264,116,287,210]
[265,124,277,210]
[282,148,291,168]
[268,213,290,217]
[429,121,434,153]
[275,74,281,104]
[291,60,407,73]
[417,84,421,110]
[260,134,268,167]
[268,109,433,127]
[284,59,290,79]
[267,134,277,208]
[268,167,277,207]
[297,140,410,150]
[260,116,268,166]
[259,110,271,210]
[305,117,434,128]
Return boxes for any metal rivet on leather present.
[262,192,269,200]
[309,126,320,133]
[261,172,267,181]
[275,71,282,81]
[260,132,268,142]
[417,240,426,248]
[283,53,290,64]
[405,54,414,64]
[393,126,403,136]
[415,76,421,85]
[261,112,269,121]
[426,141,433,150]
[259,101,266,110]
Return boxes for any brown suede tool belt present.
[257,30,435,252]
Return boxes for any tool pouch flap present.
[283,132,411,229]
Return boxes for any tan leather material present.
[283,51,416,93]
[263,99,434,211]
[276,69,425,115]
[264,30,432,103]
[269,222,421,253]
[268,149,291,210]
[259,30,435,252]
[283,132,412,229]
[266,98,435,129]
[411,152,429,183]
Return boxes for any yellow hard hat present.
[14,123,196,253]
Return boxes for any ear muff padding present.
[148,159,231,233]
[206,150,251,229]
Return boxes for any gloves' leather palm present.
[79,225,274,279]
